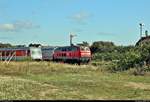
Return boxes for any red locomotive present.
[53,45,91,64]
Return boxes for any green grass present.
[0,61,150,100]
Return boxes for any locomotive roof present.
[57,45,78,47]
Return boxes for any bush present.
[90,41,115,53]
[130,65,150,76]
[93,43,150,72]
[114,49,142,71]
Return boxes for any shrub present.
[93,44,150,72]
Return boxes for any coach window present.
[6,51,10,56]
[2,51,5,56]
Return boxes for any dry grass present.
[0,61,150,100]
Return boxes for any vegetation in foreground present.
[0,61,150,100]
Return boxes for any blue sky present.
[0,0,149,46]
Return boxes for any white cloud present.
[72,28,83,33]
[70,11,92,24]
[0,24,16,31]
[97,32,117,36]
[0,20,40,32]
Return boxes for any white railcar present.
[30,47,42,60]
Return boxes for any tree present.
[90,41,115,53]
[0,43,12,48]
[29,43,41,47]
[77,41,89,47]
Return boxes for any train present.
[0,45,91,64]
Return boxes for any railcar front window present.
[80,47,85,51]
[80,47,90,51]
[85,47,90,51]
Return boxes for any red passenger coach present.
[53,46,91,64]
[0,47,30,61]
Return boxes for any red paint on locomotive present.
[53,46,91,64]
